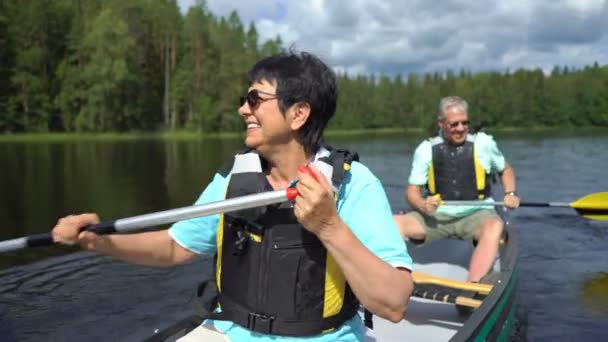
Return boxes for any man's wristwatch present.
[504,191,517,196]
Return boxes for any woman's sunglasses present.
[447,120,469,128]
[239,89,278,108]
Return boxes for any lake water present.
[1,131,607,341]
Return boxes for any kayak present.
[144,223,518,342]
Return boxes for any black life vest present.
[208,147,360,337]
[427,134,491,200]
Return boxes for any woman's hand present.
[52,213,105,250]
[293,165,342,239]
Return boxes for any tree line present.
[334,63,608,132]
[1,0,607,134]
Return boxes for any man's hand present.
[421,195,441,214]
[503,193,520,211]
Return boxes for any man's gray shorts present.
[408,209,502,244]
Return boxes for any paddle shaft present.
[441,192,608,220]
[441,201,571,208]
[0,188,298,253]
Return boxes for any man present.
[393,96,520,283]
[52,51,414,341]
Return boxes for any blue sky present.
[177,0,608,76]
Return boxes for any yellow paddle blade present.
[571,192,608,221]
[571,192,608,209]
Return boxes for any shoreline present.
[0,126,607,142]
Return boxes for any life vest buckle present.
[226,214,264,255]
[233,229,249,255]
[247,312,275,334]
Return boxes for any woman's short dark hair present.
[248,50,337,153]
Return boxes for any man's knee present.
[476,217,503,241]
[393,213,426,240]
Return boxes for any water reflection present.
[581,272,608,316]
[0,131,608,341]
[0,138,244,269]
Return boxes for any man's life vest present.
[427,134,491,200]
[207,147,360,337]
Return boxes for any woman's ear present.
[290,102,311,130]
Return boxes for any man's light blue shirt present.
[408,132,506,217]
[169,158,413,342]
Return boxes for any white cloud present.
[178,0,608,76]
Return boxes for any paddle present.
[441,192,608,221]
[412,272,493,295]
[412,286,483,309]
[0,188,299,253]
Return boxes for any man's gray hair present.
[438,96,468,120]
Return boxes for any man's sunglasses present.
[239,89,278,108]
[447,120,469,128]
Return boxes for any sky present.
[177,0,608,77]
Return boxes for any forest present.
[1,0,607,134]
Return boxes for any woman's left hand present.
[293,164,341,237]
